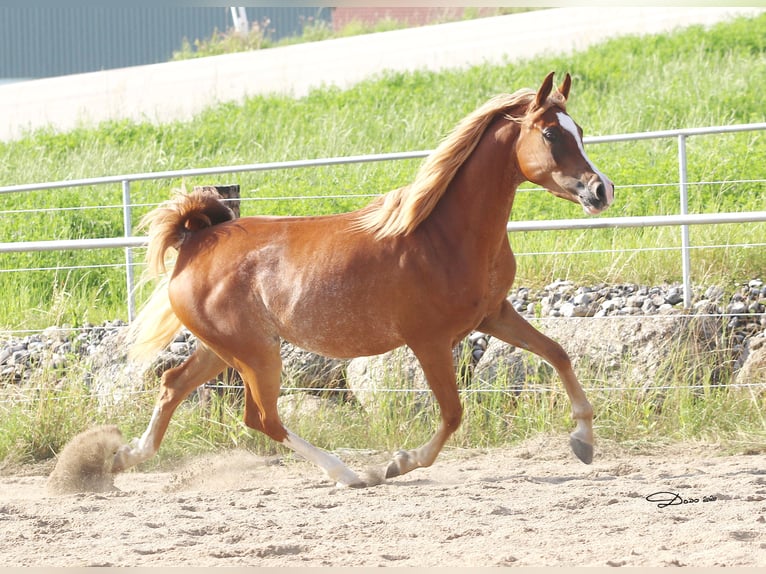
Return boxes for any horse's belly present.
[280,314,404,360]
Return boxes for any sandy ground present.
[0,435,764,567]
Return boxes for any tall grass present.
[2,342,763,469]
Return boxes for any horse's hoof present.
[569,435,593,464]
[111,443,132,474]
[385,450,412,478]
[385,460,401,479]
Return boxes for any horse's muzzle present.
[579,174,614,215]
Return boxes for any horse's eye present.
[542,128,558,142]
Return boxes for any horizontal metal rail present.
[0,151,432,195]
[0,236,148,253]
[584,122,766,144]
[506,210,766,232]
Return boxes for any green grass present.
[0,15,765,468]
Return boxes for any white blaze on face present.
[556,112,614,205]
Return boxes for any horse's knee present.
[157,351,223,407]
[443,403,463,433]
[544,340,573,372]
[157,373,184,407]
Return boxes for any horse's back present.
[168,212,413,357]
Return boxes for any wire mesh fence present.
[0,123,764,404]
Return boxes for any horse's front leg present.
[478,300,594,464]
[385,342,463,478]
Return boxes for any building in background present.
[0,7,330,82]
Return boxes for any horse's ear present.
[535,71,555,109]
[558,73,571,100]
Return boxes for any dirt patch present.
[46,425,124,495]
[0,436,764,567]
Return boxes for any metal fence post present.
[677,134,693,308]
[121,179,136,322]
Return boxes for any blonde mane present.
[354,88,536,239]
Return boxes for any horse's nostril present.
[595,182,606,203]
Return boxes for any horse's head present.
[516,72,614,215]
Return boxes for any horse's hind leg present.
[385,342,463,479]
[231,347,366,488]
[113,344,226,472]
[478,300,594,464]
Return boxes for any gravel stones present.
[0,320,129,386]
[736,332,766,384]
[515,282,692,319]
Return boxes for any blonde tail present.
[127,187,235,363]
[127,277,183,363]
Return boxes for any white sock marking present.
[283,428,362,487]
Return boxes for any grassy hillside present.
[0,14,764,329]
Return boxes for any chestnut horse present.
[113,72,614,486]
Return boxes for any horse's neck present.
[429,119,521,246]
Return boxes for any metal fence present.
[1,122,765,322]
